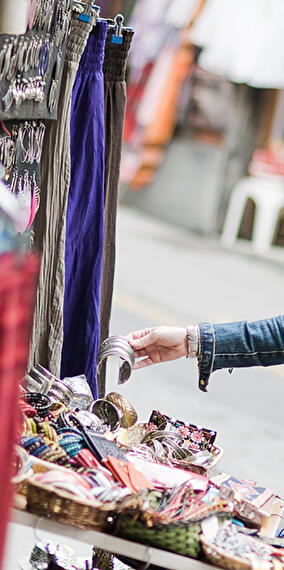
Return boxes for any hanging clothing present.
[144,44,194,146]
[120,0,201,189]
[0,251,39,570]
[61,22,108,397]
[98,27,134,397]
[191,0,284,88]
[30,14,96,376]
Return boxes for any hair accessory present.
[38,41,50,77]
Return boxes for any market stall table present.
[10,374,284,570]
[5,508,216,570]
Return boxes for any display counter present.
[5,507,214,570]
[9,383,283,570]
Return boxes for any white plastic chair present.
[221,176,284,254]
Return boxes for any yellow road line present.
[113,292,183,326]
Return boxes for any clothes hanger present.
[72,1,133,44]
[72,0,100,23]
[105,13,135,44]
[109,13,124,44]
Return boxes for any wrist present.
[186,324,200,358]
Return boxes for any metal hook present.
[111,13,124,44]
[33,516,47,544]
[138,546,151,570]
[76,1,100,23]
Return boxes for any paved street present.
[107,204,284,496]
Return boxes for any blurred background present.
[101,0,284,496]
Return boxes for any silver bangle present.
[186,324,199,358]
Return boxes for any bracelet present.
[12,446,34,484]
[22,392,52,418]
[19,400,37,418]
[186,325,199,358]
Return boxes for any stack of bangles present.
[20,408,113,471]
[21,392,52,418]
[31,469,131,503]
[141,430,196,461]
[20,435,77,468]
[19,392,131,481]
[22,417,58,441]
[126,430,212,468]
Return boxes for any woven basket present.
[15,453,79,497]
[117,423,224,471]
[12,446,34,488]
[201,537,252,570]
[26,478,116,532]
[115,514,201,558]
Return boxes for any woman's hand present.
[128,326,188,369]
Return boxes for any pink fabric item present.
[26,190,38,230]
[0,252,40,570]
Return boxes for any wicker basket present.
[117,423,224,471]
[115,514,201,559]
[14,452,78,497]
[12,446,34,488]
[201,537,254,570]
[26,478,116,532]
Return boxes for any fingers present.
[133,356,153,369]
[127,328,154,341]
[134,348,148,358]
[131,337,151,350]
[130,332,156,350]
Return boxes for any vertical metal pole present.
[0,0,28,34]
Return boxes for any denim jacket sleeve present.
[197,315,284,392]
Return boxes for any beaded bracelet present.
[56,426,83,436]
[49,401,67,417]
[39,421,58,442]
[19,400,37,418]
[21,435,43,455]
[59,438,83,458]
[20,425,83,469]
[41,446,69,465]
[22,416,38,435]
[22,392,52,418]
[32,443,49,457]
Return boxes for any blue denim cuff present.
[197,322,215,392]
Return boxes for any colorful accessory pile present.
[14,368,284,569]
